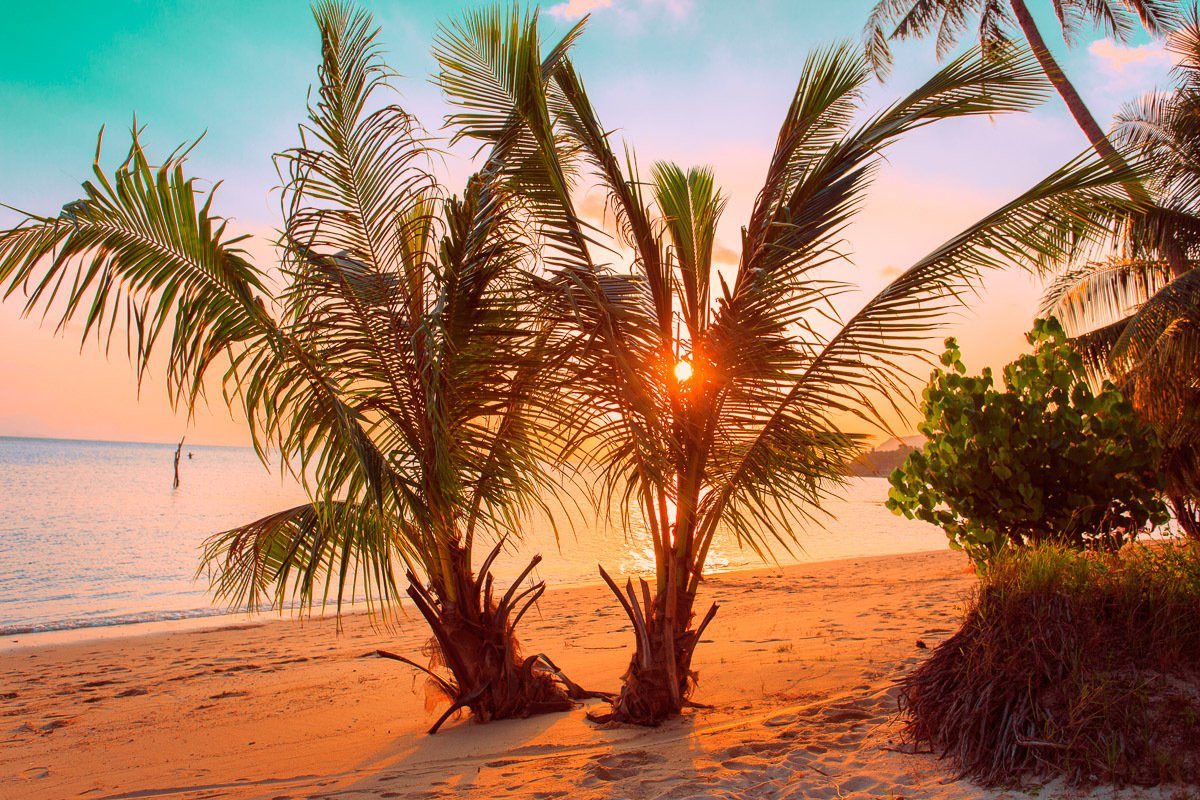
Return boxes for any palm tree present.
[864,0,1178,199]
[0,2,600,732]
[436,16,1140,723]
[1042,8,1200,537]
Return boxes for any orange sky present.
[0,1,1175,446]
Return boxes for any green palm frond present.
[652,163,725,340]
[1107,268,1200,379]
[699,153,1137,569]
[1122,0,1185,37]
[199,500,410,615]
[726,43,1047,355]
[0,127,270,411]
[866,0,1016,76]
[434,5,594,273]
[865,0,1178,77]
[1,2,573,623]
[0,123,413,609]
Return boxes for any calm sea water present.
[0,435,946,637]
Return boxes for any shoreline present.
[6,547,1184,799]
[0,546,952,652]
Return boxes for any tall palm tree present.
[1043,8,1200,537]
[864,0,1178,199]
[0,2,599,732]
[436,16,1140,723]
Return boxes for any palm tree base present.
[589,567,719,726]
[384,542,606,733]
[596,650,693,726]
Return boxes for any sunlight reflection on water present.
[0,436,945,636]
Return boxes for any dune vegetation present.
[901,542,1200,787]
[888,318,1168,563]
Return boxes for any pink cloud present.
[1088,39,1174,75]
[547,0,614,20]
[546,0,692,22]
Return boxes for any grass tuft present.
[901,543,1200,787]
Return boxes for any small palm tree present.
[0,2,598,731]
[864,0,1178,198]
[437,16,1139,723]
[1043,9,1200,537]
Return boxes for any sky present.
[0,0,1181,445]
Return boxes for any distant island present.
[849,435,924,478]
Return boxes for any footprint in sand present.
[820,704,876,724]
[38,719,69,734]
[586,749,665,782]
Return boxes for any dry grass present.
[900,542,1200,787]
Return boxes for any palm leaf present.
[0,127,270,411]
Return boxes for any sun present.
[674,359,694,383]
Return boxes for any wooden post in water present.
[173,437,185,489]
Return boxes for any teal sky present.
[0,0,1179,443]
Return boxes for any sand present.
[0,550,1190,800]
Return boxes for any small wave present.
[0,606,247,637]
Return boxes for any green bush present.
[887,318,1168,564]
[901,543,1200,787]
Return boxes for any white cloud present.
[1085,39,1177,110]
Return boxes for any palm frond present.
[199,501,408,616]
[434,4,594,272]
[1107,267,1200,378]
[1119,0,1182,37]
[1042,258,1174,335]
[714,43,1048,398]
[701,153,1138,564]
[652,163,725,339]
[0,127,270,411]
[866,0,1005,77]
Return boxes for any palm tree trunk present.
[386,540,599,733]
[1170,494,1200,540]
[1008,0,1147,203]
[596,563,718,725]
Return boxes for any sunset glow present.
[2,1,1195,796]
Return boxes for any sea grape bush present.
[887,318,1168,564]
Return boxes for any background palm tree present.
[0,2,599,731]
[864,0,1178,198]
[436,13,1140,724]
[1043,7,1200,536]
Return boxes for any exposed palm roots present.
[588,566,718,726]
[377,541,608,733]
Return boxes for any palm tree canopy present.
[0,1,580,616]
[1043,10,1200,483]
[866,0,1180,77]
[435,23,1139,567]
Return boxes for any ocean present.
[0,435,947,639]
